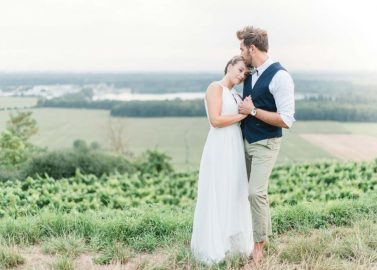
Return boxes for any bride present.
[191,56,253,265]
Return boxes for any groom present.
[237,26,295,264]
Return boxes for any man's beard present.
[245,52,253,68]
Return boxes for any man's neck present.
[253,53,269,68]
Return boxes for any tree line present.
[37,98,377,122]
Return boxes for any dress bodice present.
[204,82,242,127]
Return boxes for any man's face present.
[240,40,253,66]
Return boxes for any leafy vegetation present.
[1,157,376,218]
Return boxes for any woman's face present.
[228,61,248,85]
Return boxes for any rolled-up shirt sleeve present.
[269,70,296,128]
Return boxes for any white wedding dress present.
[191,82,253,265]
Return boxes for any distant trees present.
[107,117,131,156]
[0,110,180,182]
[35,79,377,122]
[0,111,45,181]
[296,101,377,122]
[37,98,377,122]
[0,111,41,167]
[111,99,206,117]
[36,98,119,110]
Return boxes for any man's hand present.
[239,95,255,115]
[240,96,290,128]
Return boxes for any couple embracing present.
[191,26,295,265]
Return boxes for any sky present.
[0,0,376,73]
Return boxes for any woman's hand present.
[239,95,254,115]
[239,113,248,120]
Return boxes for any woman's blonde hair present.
[224,56,245,75]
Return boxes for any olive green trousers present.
[244,137,282,242]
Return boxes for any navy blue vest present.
[241,62,286,143]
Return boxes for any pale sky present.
[0,0,376,72]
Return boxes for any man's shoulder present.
[269,65,294,92]
[272,66,293,83]
[270,61,288,72]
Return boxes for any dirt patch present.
[14,246,54,270]
[300,134,377,161]
[12,246,170,270]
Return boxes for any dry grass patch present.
[300,134,377,161]
[0,246,25,269]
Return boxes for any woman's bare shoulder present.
[206,82,222,95]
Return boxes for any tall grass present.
[1,196,377,269]
[1,195,377,249]
[0,246,24,269]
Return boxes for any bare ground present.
[11,246,171,270]
[8,244,377,270]
[300,134,377,161]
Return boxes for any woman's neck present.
[220,78,234,89]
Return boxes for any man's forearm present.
[254,109,288,128]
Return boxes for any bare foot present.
[252,248,264,265]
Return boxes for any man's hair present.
[236,26,269,52]
[224,56,245,75]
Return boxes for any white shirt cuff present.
[279,113,295,128]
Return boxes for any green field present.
[1,102,377,169]
[2,97,377,269]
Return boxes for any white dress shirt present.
[251,57,296,128]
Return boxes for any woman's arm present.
[206,83,247,128]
